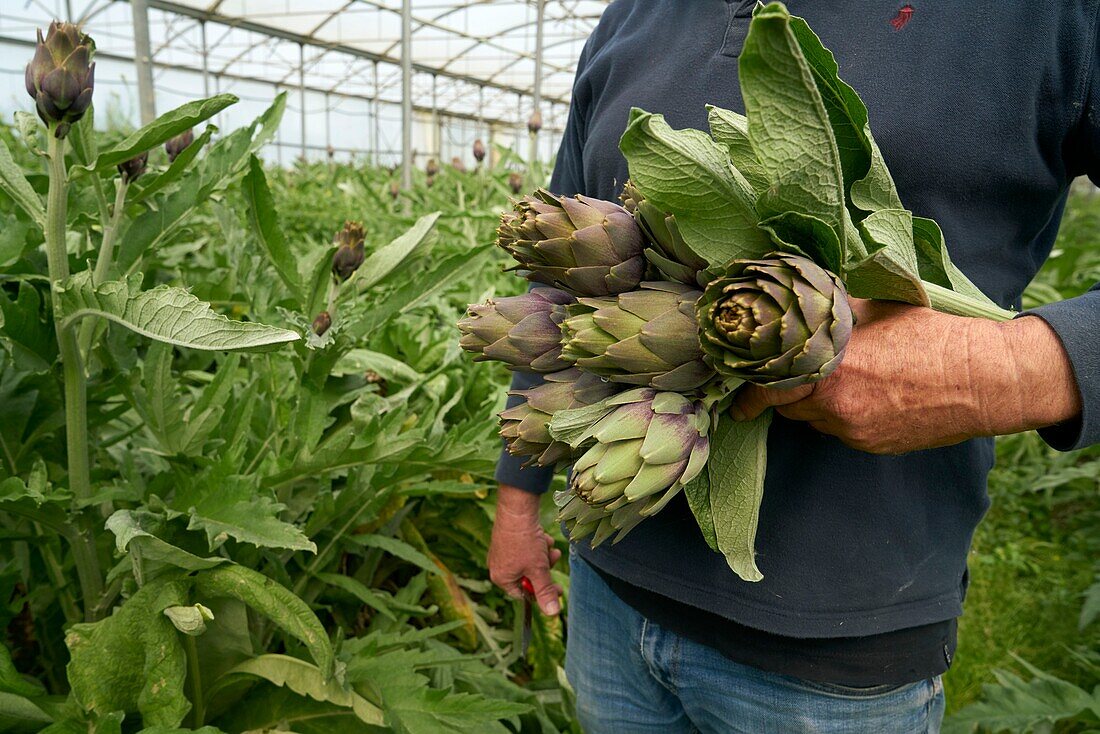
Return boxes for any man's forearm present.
[973,315,1083,436]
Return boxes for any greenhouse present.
[1,2,1098,733]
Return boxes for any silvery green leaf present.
[706,105,770,195]
[163,604,214,636]
[0,137,45,228]
[57,271,299,352]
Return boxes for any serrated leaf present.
[193,565,334,679]
[619,109,771,266]
[58,271,299,352]
[65,580,192,728]
[847,209,929,306]
[354,212,440,291]
[106,509,225,574]
[88,95,237,173]
[331,349,422,381]
[706,105,770,194]
[242,154,302,302]
[130,125,215,205]
[707,410,772,582]
[0,137,45,228]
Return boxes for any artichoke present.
[498,189,646,297]
[499,368,620,467]
[458,287,573,373]
[555,388,710,547]
[527,110,543,135]
[25,21,95,137]
[331,221,366,282]
[473,139,486,163]
[508,172,523,195]
[561,281,714,391]
[620,181,709,285]
[165,128,194,162]
[312,311,332,336]
[697,252,853,388]
[117,151,147,182]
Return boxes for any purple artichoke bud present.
[331,221,366,282]
[457,287,573,373]
[508,172,523,195]
[499,367,620,467]
[165,128,194,163]
[555,388,710,548]
[473,139,486,163]
[562,281,714,391]
[389,181,400,200]
[621,180,709,285]
[527,110,543,135]
[426,173,435,188]
[312,311,332,336]
[25,21,95,138]
[326,145,336,160]
[426,159,440,177]
[498,188,646,297]
[451,156,466,174]
[117,151,148,182]
[697,253,853,388]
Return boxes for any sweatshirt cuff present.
[493,370,556,494]
[1022,286,1100,451]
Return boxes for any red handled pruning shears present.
[520,576,535,657]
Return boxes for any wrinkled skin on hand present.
[488,485,564,616]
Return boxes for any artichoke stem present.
[922,281,1015,322]
[45,132,103,620]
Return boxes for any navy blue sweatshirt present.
[497,0,1100,683]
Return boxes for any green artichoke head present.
[499,367,620,467]
[498,189,646,296]
[556,388,710,548]
[458,287,573,373]
[561,281,715,391]
[697,252,853,388]
[620,181,709,285]
[25,21,96,138]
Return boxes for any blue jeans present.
[565,552,945,734]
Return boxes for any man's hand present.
[731,299,1082,454]
[489,484,564,616]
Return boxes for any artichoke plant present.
[561,282,714,391]
[498,189,646,297]
[473,139,486,163]
[165,128,194,162]
[25,21,95,137]
[500,368,620,467]
[458,288,573,373]
[620,181,708,285]
[555,388,710,547]
[117,152,147,182]
[697,252,853,388]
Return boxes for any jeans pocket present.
[791,677,921,700]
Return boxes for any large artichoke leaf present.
[619,109,772,267]
[705,105,771,196]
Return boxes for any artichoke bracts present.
[25,21,95,137]
[458,288,573,373]
[555,389,710,547]
[620,181,708,285]
[561,282,715,391]
[498,189,646,296]
[499,368,620,467]
[698,253,853,388]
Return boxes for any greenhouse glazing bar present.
[401,0,413,188]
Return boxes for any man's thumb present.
[527,569,561,616]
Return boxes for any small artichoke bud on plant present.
[500,367,620,467]
[527,110,543,135]
[426,174,435,188]
[508,172,524,195]
[498,188,646,296]
[312,311,332,336]
[165,128,194,162]
[326,145,336,160]
[451,156,466,173]
[25,21,96,138]
[697,252,853,388]
[562,281,714,391]
[457,287,573,373]
[426,158,440,177]
[117,151,148,182]
[620,180,709,285]
[555,388,710,548]
[389,181,400,200]
[331,221,366,282]
[473,139,486,163]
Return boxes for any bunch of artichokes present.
[459,186,852,548]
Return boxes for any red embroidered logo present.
[891,4,914,30]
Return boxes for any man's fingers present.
[527,568,562,616]
[731,383,813,421]
[549,547,563,566]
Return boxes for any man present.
[488,2,1099,732]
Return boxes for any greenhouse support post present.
[130,0,157,124]
[401,0,413,189]
[299,42,307,159]
[529,0,544,165]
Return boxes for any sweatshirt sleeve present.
[1028,40,1100,451]
[494,46,591,493]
